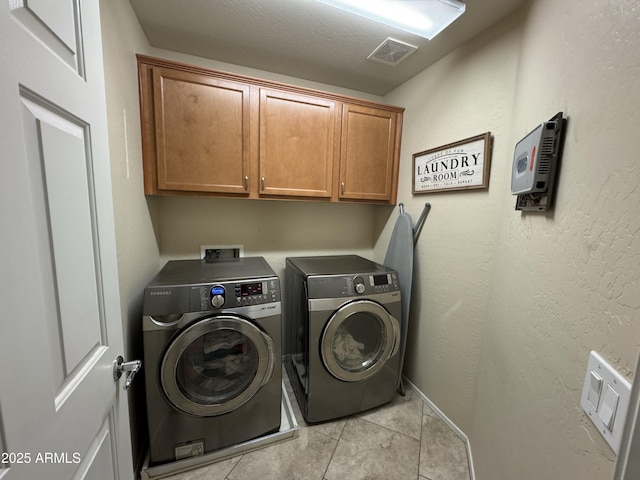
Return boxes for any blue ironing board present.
[383,203,430,394]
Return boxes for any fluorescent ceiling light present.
[314,0,466,40]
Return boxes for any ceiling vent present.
[367,38,418,66]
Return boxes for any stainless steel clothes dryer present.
[285,255,401,423]
[142,258,282,466]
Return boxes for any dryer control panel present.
[307,272,399,298]
[368,273,397,293]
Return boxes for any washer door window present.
[161,315,275,416]
[321,300,400,382]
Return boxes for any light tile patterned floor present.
[164,375,471,480]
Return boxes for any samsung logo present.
[150,290,172,296]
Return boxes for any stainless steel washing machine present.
[142,257,282,466]
[285,255,401,423]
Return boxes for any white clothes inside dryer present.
[330,312,388,373]
[332,327,366,369]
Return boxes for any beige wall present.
[153,195,380,276]
[377,0,640,478]
[99,0,158,469]
[376,7,522,433]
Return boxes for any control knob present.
[210,285,225,308]
[354,276,366,294]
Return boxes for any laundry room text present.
[412,133,492,193]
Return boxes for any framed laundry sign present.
[413,132,492,194]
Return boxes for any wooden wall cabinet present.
[339,104,400,202]
[151,67,250,195]
[137,55,404,204]
[259,89,338,199]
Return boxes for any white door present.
[0,1,134,479]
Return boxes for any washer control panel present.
[191,277,280,311]
[232,280,279,307]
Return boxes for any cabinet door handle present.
[341,181,345,195]
[261,176,265,191]
[244,176,249,191]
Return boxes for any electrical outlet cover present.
[200,244,244,261]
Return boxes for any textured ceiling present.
[129,0,526,96]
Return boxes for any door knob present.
[113,355,141,390]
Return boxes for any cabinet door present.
[259,89,337,198]
[339,104,399,202]
[153,67,250,194]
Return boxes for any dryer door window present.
[321,300,399,382]
[161,315,275,416]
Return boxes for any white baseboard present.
[402,376,476,480]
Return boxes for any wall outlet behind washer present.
[200,244,244,262]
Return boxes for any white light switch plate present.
[580,351,631,453]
